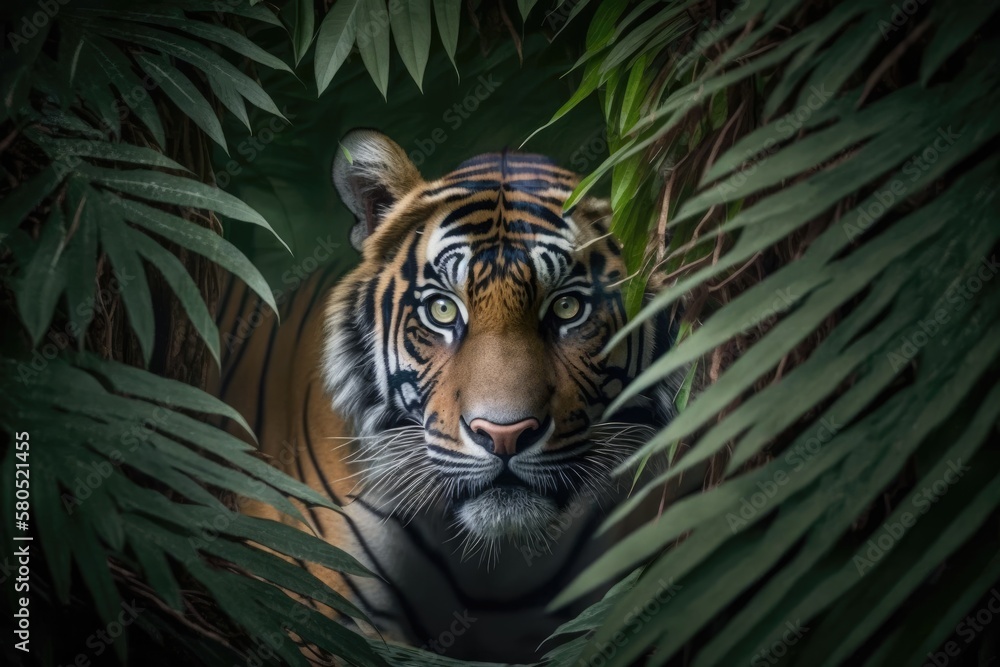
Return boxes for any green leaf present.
[816,419,1000,665]
[80,166,288,251]
[517,0,539,23]
[587,0,641,50]
[16,206,68,345]
[314,0,362,94]
[62,178,98,340]
[143,432,309,524]
[552,0,595,38]
[36,136,189,172]
[117,10,294,73]
[357,0,392,98]
[67,519,125,661]
[93,199,155,366]
[32,466,73,603]
[206,70,250,131]
[83,35,167,148]
[74,45,122,138]
[92,22,285,120]
[618,52,649,134]
[202,539,368,621]
[193,570,313,667]
[194,512,372,577]
[286,0,317,66]
[862,549,1000,667]
[109,197,278,317]
[134,52,228,153]
[0,165,63,237]
[391,0,432,91]
[248,579,383,667]
[176,0,284,27]
[523,54,606,146]
[129,531,183,610]
[610,157,995,467]
[921,2,1000,83]
[433,0,460,76]
[599,2,690,75]
[129,228,221,366]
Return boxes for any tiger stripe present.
[212,130,687,662]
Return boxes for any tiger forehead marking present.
[422,152,582,294]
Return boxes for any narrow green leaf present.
[73,352,249,437]
[862,550,1000,667]
[31,466,73,603]
[921,2,1000,83]
[553,0,595,38]
[68,519,125,661]
[143,432,308,524]
[129,228,220,366]
[134,52,228,153]
[0,165,63,237]
[314,0,362,94]
[206,71,250,131]
[433,0,460,76]
[618,52,649,134]
[522,55,606,146]
[63,178,98,340]
[176,0,284,27]
[93,22,285,120]
[94,200,155,366]
[208,513,372,577]
[203,539,368,621]
[84,36,167,148]
[599,3,690,75]
[586,0,637,50]
[118,10,294,73]
[129,531,183,610]
[193,570,312,667]
[819,450,1000,665]
[110,197,278,317]
[38,137,189,172]
[287,0,317,66]
[16,207,68,345]
[248,578,384,666]
[357,0,391,98]
[75,47,122,138]
[81,166,288,251]
[391,0,432,91]
[517,0,539,23]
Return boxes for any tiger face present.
[323,130,677,549]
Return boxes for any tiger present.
[214,129,686,663]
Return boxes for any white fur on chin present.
[455,487,559,541]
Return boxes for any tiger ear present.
[333,129,423,251]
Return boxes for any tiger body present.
[215,130,682,662]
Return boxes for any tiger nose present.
[468,417,542,456]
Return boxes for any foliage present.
[0,1,399,664]
[0,1,596,665]
[532,0,1000,665]
[1,0,997,666]
[0,354,380,665]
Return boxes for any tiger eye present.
[428,296,459,325]
[552,295,581,321]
